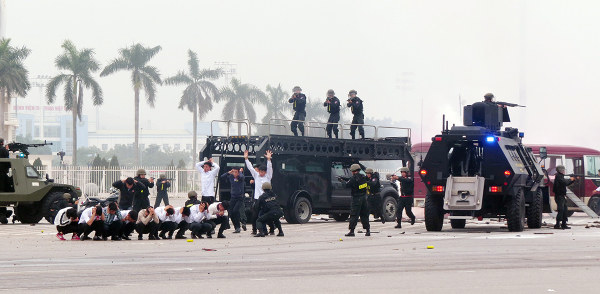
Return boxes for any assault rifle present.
[496,101,526,107]
[7,141,53,158]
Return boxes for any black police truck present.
[200,122,413,224]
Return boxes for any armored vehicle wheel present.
[381,195,398,222]
[526,189,543,229]
[332,213,350,222]
[588,196,600,215]
[450,219,466,229]
[291,197,312,224]
[507,189,526,232]
[425,194,444,231]
[42,192,66,223]
[15,202,44,224]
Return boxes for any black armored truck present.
[419,101,547,232]
[200,120,413,224]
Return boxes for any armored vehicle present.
[201,120,413,224]
[0,145,81,224]
[419,101,545,232]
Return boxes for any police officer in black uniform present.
[347,90,365,139]
[553,165,577,229]
[366,168,384,223]
[289,86,307,136]
[154,174,171,207]
[185,191,202,206]
[323,89,341,138]
[0,138,11,223]
[390,167,416,229]
[0,138,9,158]
[253,182,285,237]
[133,169,154,211]
[339,164,370,236]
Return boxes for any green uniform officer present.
[339,164,370,236]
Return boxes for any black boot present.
[277,231,284,237]
[395,222,402,229]
[255,230,266,237]
[561,221,571,230]
[411,217,416,225]
[345,230,355,237]
[554,221,561,229]
[365,229,370,237]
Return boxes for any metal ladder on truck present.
[565,191,599,218]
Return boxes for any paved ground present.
[1,211,599,293]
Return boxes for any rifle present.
[7,141,53,158]
[337,176,350,182]
[567,174,585,178]
[496,101,525,107]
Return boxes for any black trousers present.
[252,204,275,232]
[119,221,136,237]
[208,215,230,234]
[159,221,177,236]
[190,221,213,236]
[349,195,370,230]
[56,223,78,234]
[368,193,382,219]
[291,111,306,136]
[155,192,169,207]
[133,197,150,212]
[175,221,189,237]
[78,220,104,237]
[229,196,244,229]
[202,196,215,205]
[350,113,365,139]
[326,113,340,138]
[555,194,569,222]
[103,221,123,238]
[397,197,415,222]
[136,222,158,237]
[256,209,283,233]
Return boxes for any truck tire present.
[526,189,543,229]
[507,188,526,232]
[332,213,350,222]
[588,196,600,215]
[291,197,312,224]
[450,219,466,229]
[284,207,297,224]
[381,195,398,222]
[425,193,444,231]
[15,202,44,224]
[42,192,66,223]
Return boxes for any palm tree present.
[100,43,162,164]
[0,38,31,138]
[257,84,291,135]
[219,77,266,135]
[164,50,222,165]
[46,40,103,166]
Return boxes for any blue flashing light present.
[18,153,25,158]
[486,136,495,142]
[519,132,525,138]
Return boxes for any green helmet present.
[262,182,272,190]
[350,164,361,172]
[62,193,71,200]
[484,93,494,100]
[293,86,302,92]
[349,89,357,95]
[327,89,335,95]
[556,165,566,173]
[137,168,146,175]
[365,168,374,174]
[159,174,166,179]
[188,191,198,198]
[399,167,410,172]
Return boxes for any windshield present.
[585,156,600,177]
[26,166,40,178]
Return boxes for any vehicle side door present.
[331,162,351,207]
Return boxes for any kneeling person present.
[55,206,79,241]
[103,202,123,241]
[78,205,105,241]
[208,201,230,238]
[253,183,284,237]
[119,210,138,240]
[156,205,178,239]
[136,206,159,240]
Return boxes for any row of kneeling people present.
[53,182,285,241]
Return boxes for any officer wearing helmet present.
[553,165,577,229]
[323,89,341,138]
[365,167,384,223]
[389,166,415,228]
[133,169,154,212]
[338,164,370,236]
[482,93,510,123]
[347,90,365,139]
[185,190,202,206]
[155,174,171,207]
[289,86,307,136]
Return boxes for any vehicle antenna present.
[420,97,424,161]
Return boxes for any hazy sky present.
[5,0,600,150]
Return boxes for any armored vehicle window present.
[26,166,39,178]
[281,162,298,172]
[585,156,600,177]
[305,163,325,173]
[332,164,346,177]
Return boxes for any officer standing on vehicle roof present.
[390,167,416,228]
[323,89,341,138]
[154,174,171,207]
[339,164,370,237]
[366,168,384,223]
[482,93,510,122]
[553,165,577,229]
[289,86,307,136]
[347,90,365,139]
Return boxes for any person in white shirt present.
[245,149,273,234]
[173,206,192,239]
[195,158,220,204]
[189,202,212,239]
[118,210,138,240]
[78,205,105,241]
[54,207,79,241]
[156,205,178,239]
[207,201,230,238]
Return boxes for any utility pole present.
[33,75,51,141]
